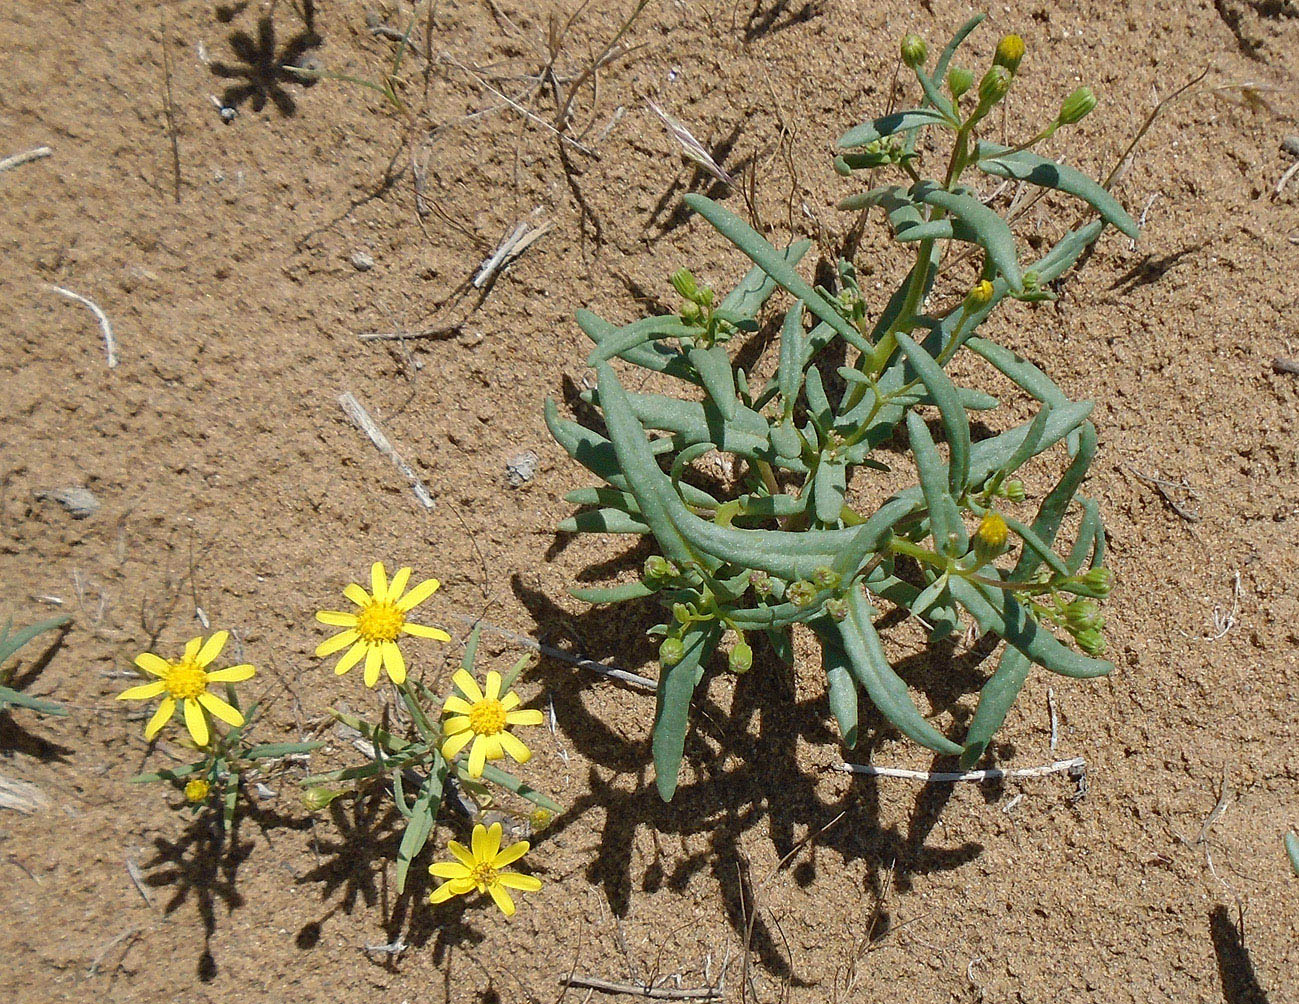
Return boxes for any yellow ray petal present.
[401,622,451,641]
[468,736,488,777]
[183,637,203,662]
[118,680,167,701]
[501,692,521,712]
[442,715,472,734]
[371,562,388,602]
[395,577,440,613]
[334,641,367,676]
[492,840,530,868]
[363,646,382,688]
[144,698,176,739]
[487,883,516,917]
[497,871,542,892]
[197,691,245,727]
[316,630,359,658]
[505,708,545,727]
[206,663,256,683]
[195,631,229,668]
[381,642,406,685]
[343,583,371,608]
[316,611,359,628]
[429,861,472,880]
[183,698,210,746]
[429,878,474,903]
[447,840,475,868]
[452,669,483,703]
[497,731,532,765]
[443,696,473,715]
[388,566,412,600]
[441,730,473,759]
[484,671,502,702]
[134,652,171,678]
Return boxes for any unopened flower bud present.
[1058,86,1097,125]
[184,778,210,803]
[1064,599,1101,631]
[1074,626,1106,656]
[670,267,700,303]
[978,65,1012,107]
[1002,479,1026,503]
[787,580,817,608]
[966,280,994,309]
[659,637,685,667]
[643,555,673,580]
[900,33,927,68]
[947,65,973,99]
[750,570,772,598]
[672,602,692,625]
[529,807,553,832]
[993,34,1026,73]
[973,510,1009,565]
[1022,270,1041,290]
[812,566,841,591]
[303,786,344,812]
[728,638,753,674]
[1077,567,1114,597]
[824,597,849,622]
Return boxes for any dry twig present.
[833,757,1085,783]
[337,391,435,511]
[0,146,52,174]
[43,285,118,367]
[561,974,722,1000]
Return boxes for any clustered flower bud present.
[1058,86,1097,125]
[978,65,1012,107]
[972,510,1009,565]
[1076,567,1114,597]
[185,778,211,803]
[900,33,927,68]
[1002,480,1026,503]
[659,637,685,667]
[787,580,817,608]
[728,637,753,674]
[750,570,772,598]
[643,555,674,580]
[824,597,849,622]
[1074,626,1105,656]
[812,566,841,591]
[993,33,1025,74]
[946,65,973,99]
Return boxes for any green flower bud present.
[1002,479,1026,503]
[824,597,849,622]
[993,33,1025,73]
[672,602,692,625]
[812,566,841,591]
[1064,599,1101,632]
[750,570,772,598]
[728,638,753,674]
[900,33,927,68]
[1074,626,1106,656]
[670,267,700,303]
[978,65,1012,107]
[1022,270,1041,290]
[643,555,673,580]
[659,637,685,667]
[947,65,974,99]
[303,786,344,812]
[1077,567,1114,597]
[787,580,817,608]
[1058,86,1097,125]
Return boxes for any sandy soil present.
[1,1,1297,1001]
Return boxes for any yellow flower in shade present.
[315,562,451,688]
[428,822,541,917]
[441,669,544,777]
[117,631,253,747]
[184,778,211,803]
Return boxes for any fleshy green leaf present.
[959,648,1030,768]
[911,182,1023,291]
[652,623,720,801]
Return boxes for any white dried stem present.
[833,756,1085,783]
[337,392,435,511]
[43,284,117,367]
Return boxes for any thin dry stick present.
[337,392,435,511]
[1047,687,1059,751]
[645,100,734,186]
[832,756,1085,782]
[561,975,721,1000]
[450,612,656,691]
[358,324,461,342]
[42,285,118,367]
[0,146,52,174]
[124,857,154,908]
[473,217,553,288]
[160,16,182,203]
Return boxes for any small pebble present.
[351,251,375,272]
[506,451,539,487]
[33,486,100,519]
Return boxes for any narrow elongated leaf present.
[1013,423,1097,579]
[934,14,986,80]
[912,182,1023,291]
[822,638,859,748]
[576,309,698,382]
[0,614,70,664]
[1066,498,1102,574]
[948,577,1111,678]
[0,685,66,716]
[896,332,970,493]
[688,344,739,422]
[1003,515,1072,578]
[813,457,847,527]
[837,108,951,149]
[559,509,652,534]
[653,623,720,801]
[683,195,871,353]
[959,648,1030,768]
[476,762,562,812]
[564,486,643,514]
[906,412,967,556]
[587,315,698,365]
[830,592,962,755]
[571,581,658,604]
[245,741,323,759]
[976,142,1139,239]
[777,302,805,417]
[396,756,447,893]
[719,241,811,317]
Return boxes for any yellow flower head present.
[976,510,1009,549]
[184,778,211,803]
[117,631,253,747]
[428,822,541,917]
[441,669,544,778]
[315,562,451,687]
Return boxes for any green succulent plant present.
[0,613,71,718]
[547,14,1132,800]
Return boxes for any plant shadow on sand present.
[508,535,1022,982]
[143,796,312,982]
[211,2,322,116]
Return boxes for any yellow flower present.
[441,669,544,777]
[184,778,211,803]
[117,631,253,747]
[315,562,451,687]
[428,822,541,917]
